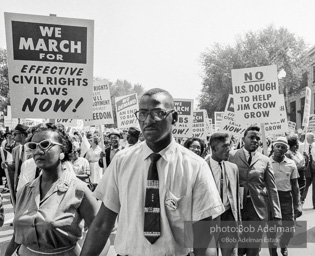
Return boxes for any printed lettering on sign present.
[5,12,94,119]
[172,99,194,138]
[232,65,282,124]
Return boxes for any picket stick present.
[99,125,107,173]
[260,123,268,156]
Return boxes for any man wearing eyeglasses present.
[81,88,224,256]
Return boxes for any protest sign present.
[54,118,84,128]
[302,87,312,128]
[219,95,247,136]
[288,121,296,134]
[206,118,213,135]
[232,65,281,123]
[173,99,193,138]
[84,80,114,126]
[5,12,94,119]
[263,95,288,136]
[307,115,315,133]
[20,118,43,127]
[192,110,207,139]
[115,93,139,129]
[4,106,19,129]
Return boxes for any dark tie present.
[218,162,223,200]
[248,153,252,166]
[309,145,313,170]
[144,153,162,244]
[18,146,25,178]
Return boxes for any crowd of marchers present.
[0,88,311,256]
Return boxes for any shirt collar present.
[243,147,256,157]
[143,138,176,162]
[270,155,289,163]
[28,162,75,193]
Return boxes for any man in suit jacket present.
[5,124,29,202]
[229,125,281,256]
[206,133,241,256]
[98,130,124,168]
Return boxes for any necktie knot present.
[150,153,161,163]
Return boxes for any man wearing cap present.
[81,88,224,256]
[126,126,141,147]
[98,130,124,168]
[229,125,281,256]
[4,124,29,201]
[270,136,301,256]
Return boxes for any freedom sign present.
[173,99,193,138]
[192,110,207,139]
[232,65,281,123]
[5,12,94,119]
[84,80,114,126]
[115,93,139,129]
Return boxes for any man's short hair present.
[210,133,229,150]
[140,88,174,107]
[244,125,260,137]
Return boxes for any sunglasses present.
[26,139,62,151]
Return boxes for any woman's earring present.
[59,153,65,160]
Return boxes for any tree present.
[0,48,9,111]
[199,25,308,119]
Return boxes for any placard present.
[232,65,281,123]
[5,12,94,119]
[192,110,207,139]
[173,99,194,138]
[84,80,114,126]
[115,93,139,129]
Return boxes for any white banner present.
[302,87,312,128]
[173,99,194,138]
[5,12,94,119]
[115,93,139,129]
[84,80,114,126]
[232,65,281,123]
[192,110,207,139]
[264,95,288,136]
[219,95,247,136]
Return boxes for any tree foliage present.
[0,48,9,111]
[199,25,308,119]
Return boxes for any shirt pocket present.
[164,190,187,222]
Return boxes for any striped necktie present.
[144,153,161,244]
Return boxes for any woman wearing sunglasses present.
[5,123,100,256]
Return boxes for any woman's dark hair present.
[30,123,73,163]
[287,135,299,149]
[183,137,206,156]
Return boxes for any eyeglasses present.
[26,139,62,152]
[189,145,201,150]
[134,109,174,122]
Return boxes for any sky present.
[1,0,315,106]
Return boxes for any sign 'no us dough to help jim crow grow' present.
[232,65,282,124]
[5,12,94,119]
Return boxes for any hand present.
[295,204,303,218]
[272,217,282,226]
[1,161,8,169]
[100,151,106,158]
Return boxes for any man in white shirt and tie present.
[205,133,241,256]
